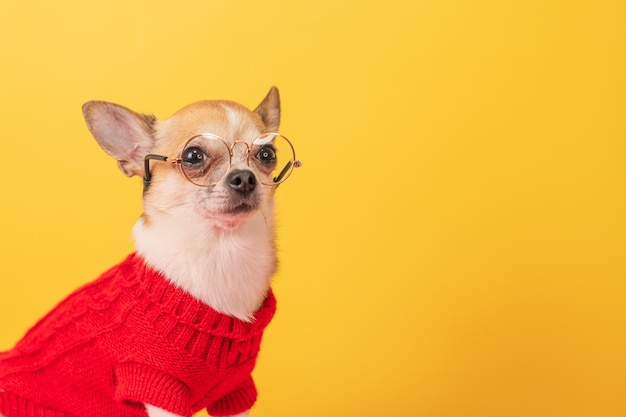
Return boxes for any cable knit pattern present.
[0,253,276,417]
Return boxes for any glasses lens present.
[180,134,230,186]
[252,134,296,185]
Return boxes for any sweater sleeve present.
[114,361,192,417]
[206,375,257,417]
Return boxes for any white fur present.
[145,405,181,417]
[133,197,276,321]
[146,404,249,417]
[226,106,243,134]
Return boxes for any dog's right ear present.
[82,101,156,177]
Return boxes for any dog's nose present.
[227,169,257,194]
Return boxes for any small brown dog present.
[0,87,300,417]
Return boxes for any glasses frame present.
[143,132,301,189]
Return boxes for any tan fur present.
[145,100,271,215]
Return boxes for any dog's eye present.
[182,147,206,166]
[256,146,276,164]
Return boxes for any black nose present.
[227,169,257,194]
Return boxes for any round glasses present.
[143,133,302,188]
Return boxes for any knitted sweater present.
[0,253,276,417]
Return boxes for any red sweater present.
[0,253,276,417]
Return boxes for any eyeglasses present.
[143,133,302,188]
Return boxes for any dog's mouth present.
[217,195,263,218]
[205,200,262,231]
[225,202,257,215]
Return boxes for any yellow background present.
[0,1,624,416]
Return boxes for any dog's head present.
[83,87,294,231]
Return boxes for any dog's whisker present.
[260,206,271,235]
[153,200,194,212]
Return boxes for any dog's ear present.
[82,101,156,177]
[254,86,280,133]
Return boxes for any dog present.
[0,87,300,417]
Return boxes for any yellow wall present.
[1,1,624,416]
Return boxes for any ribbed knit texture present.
[0,253,276,417]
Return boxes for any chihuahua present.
[0,87,300,417]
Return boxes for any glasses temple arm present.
[273,159,303,183]
[143,154,169,191]
[273,162,292,183]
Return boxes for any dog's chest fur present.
[133,202,277,322]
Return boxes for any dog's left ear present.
[82,101,156,177]
[254,86,280,132]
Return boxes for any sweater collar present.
[125,253,276,339]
